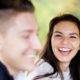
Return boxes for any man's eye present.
[22,35,30,39]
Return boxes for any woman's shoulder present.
[26,59,54,80]
[35,59,53,75]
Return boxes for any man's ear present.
[0,34,4,50]
[79,42,80,50]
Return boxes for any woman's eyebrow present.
[53,31,63,34]
[69,33,79,36]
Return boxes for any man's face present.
[1,12,42,74]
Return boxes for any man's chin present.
[25,65,36,72]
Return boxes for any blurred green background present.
[32,0,80,45]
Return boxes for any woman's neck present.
[59,62,70,72]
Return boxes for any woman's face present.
[51,21,80,64]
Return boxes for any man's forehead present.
[11,12,38,30]
[15,12,36,21]
[12,22,39,34]
[18,27,39,32]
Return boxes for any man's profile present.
[0,0,41,80]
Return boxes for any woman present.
[32,14,80,80]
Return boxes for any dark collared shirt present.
[0,62,14,80]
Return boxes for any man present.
[0,0,42,80]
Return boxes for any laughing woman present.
[31,14,80,80]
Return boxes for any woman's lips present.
[58,48,71,56]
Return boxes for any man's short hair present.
[0,0,35,12]
[0,0,35,35]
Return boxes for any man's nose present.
[31,35,42,50]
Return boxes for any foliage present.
[32,0,80,44]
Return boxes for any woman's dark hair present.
[35,14,80,80]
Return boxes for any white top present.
[14,59,72,80]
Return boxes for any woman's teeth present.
[59,48,71,51]
[58,48,71,56]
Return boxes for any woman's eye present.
[55,35,62,38]
[70,36,77,39]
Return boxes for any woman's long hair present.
[34,14,80,80]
